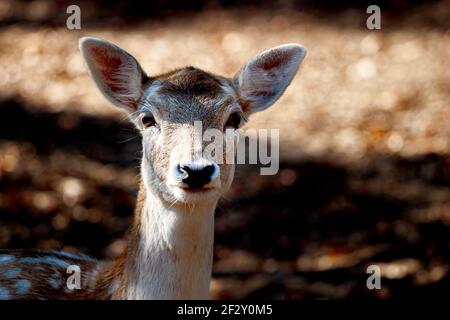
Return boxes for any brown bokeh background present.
[0,0,449,299]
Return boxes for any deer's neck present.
[119,182,216,299]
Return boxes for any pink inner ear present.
[89,46,125,94]
[90,46,122,70]
[257,51,291,71]
[252,90,270,97]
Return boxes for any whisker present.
[117,135,139,144]
[168,198,179,209]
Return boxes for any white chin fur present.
[171,186,220,205]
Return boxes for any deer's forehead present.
[142,67,238,121]
[158,67,227,96]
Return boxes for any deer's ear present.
[79,37,147,112]
[234,44,307,114]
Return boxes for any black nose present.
[177,164,215,188]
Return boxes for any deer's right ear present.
[79,37,147,112]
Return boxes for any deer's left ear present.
[79,36,147,112]
[234,44,307,114]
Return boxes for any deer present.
[0,37,307,300]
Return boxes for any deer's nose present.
[177,164,216,189]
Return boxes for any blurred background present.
[0,0,449,299]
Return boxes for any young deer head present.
[79,37,307,207]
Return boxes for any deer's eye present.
[142,115,156,128]
[225,112,242,130]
